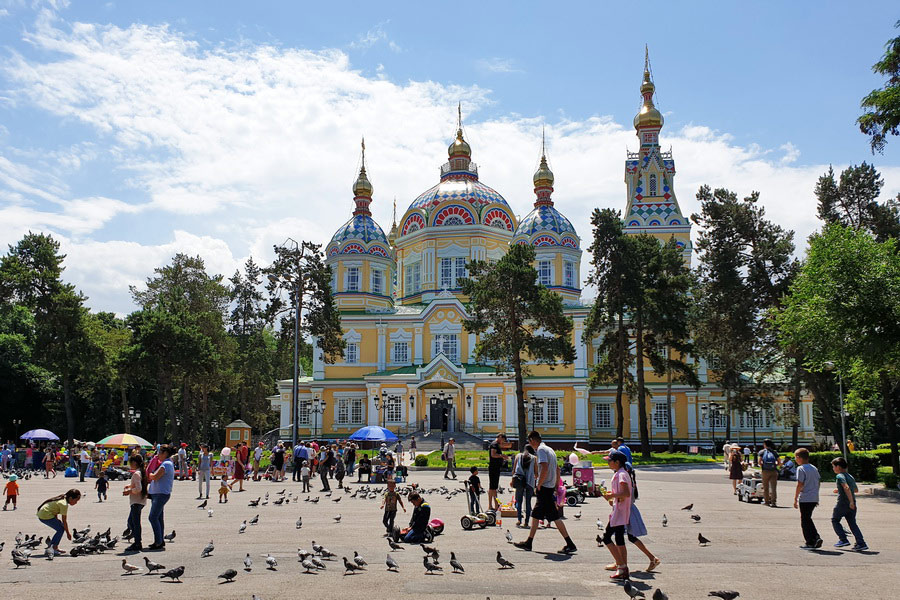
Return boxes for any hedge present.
[807,451,880,482]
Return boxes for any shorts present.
[531,486,560,522]
[603,523,626,546]
[488,468,501,490]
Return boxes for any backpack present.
[760,449,778,471]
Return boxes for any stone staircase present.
[401,429,486,454]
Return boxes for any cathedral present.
[270,55,816,448]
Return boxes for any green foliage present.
[815,163,900,242]
[805,451,880,482]
[858,22,900,153]
[414,454,429,467]
[881,472,899,489]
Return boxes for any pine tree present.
[858,21,900,153]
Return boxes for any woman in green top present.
[37,489,81,555]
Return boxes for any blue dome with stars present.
[513,204,580,248]
[330,214,389,246]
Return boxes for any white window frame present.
[454,257,467,286]
[298,398,311,425]
[652,402,669,429]
[385,396,403,423]
[345,266,360,292]
[534,397,561,425]
[480,394,499,423]
[432,333,459,362]
[538,260,552,286]
[405,262,421,294]
[371,268,383,295]
[350,398,364,424]
[564,261,575,288]
[345,342,359,364]
[593,403,612,429]
[392,341,409,365]
[336,398,350,424]
[439,257,453,289]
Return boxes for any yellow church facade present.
[270,56,816,449]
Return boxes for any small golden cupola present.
[634,46,664,131]
[352,137,374,214]
[532,129,555,203]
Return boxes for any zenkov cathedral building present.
[271,56,815,449]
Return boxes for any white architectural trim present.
[428,319,462,334]
[343,329,362,343]
[389,328,413,342]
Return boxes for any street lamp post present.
[267,241,302,450]
[526,395,544,432]
[824,361,847,459]
[12,419,22,440]
[430,391,449,450]
[309,397,324,440]
[705,402,720,460]
[751,406,761,455]
[121,408,141,434]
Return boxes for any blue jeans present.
[467,490,481,515]
[403,528,426,543]
[40,517,65,547]
[127,503,144,545]
[832,504,865,544]
[148,493,170,545]
[346,460,355,475]
[515,485,534,525]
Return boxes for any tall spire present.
[448,102,472,160]
[634,45,664,134]
[352,136,373,216]
[533,126,555,207]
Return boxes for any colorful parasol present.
[96,433,153,448]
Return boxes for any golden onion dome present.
[448,128,471,158]
[353,166,373,197]
[533,154,554,188]
[634,61,664,129]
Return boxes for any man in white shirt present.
[253,442,264,479]
[443,438,456,479]
[79,446,90,482]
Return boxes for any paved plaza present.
[1,465,898,599]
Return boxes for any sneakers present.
[146,542,166,551]
[647,557,661,571]
[814,538,823,549]
[852,543,869,551]
[834,540,851,548]
[124,543,142,553]
[559,544,577,554]
[513,540,532,551]
[799,545,816,550]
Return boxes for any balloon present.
[568,453,579,465]
[220,447,232,458]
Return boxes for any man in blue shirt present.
[293,442,305,482]
[147,445,175,550]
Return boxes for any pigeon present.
[249,514,260,526]
[121,558,142,575]
[388,538,403,550]
[239,521,247,534]
[197,499,207,509]
[143,556,165,574]
[652,589,669,600]
[596,534,604,547]
[248,497,260,507]
[496,551,514,569]
[698,533,711,546]
[505,529,513,543]
[386,553,399,571]
[122,528,134,541]
[353,551,367,568]
[333,496,342,503]
[662,514,667,527]
[708,593,740,600]
[423,555,443,574]
[201,540,214,557]
[573,510,582,519]
[296,517,302,529]
[208,509,214,518]
[597,518,604,529]
[681,503,693,511]
[160,566,185,582]
[624,581,645,598]
[319,547,336,559]
[265,554,277,570]
[15,532,22,545]
[301,557,317,573]
[311,497,320,503]
[310,556,326,570]
[44,548,54,561]
[691,514,701,522]
[343,556,362,575]
[244,553,252,571]
[12,553,31,568]
[265,492,269,500]
[0,541,5,554]
[273,497,284,506]
[218,568,237,582]
[334,514,342,523]
[312,541,324,554]
[421,544,438,557]
[163,530,176,542]
[450,551,464,573]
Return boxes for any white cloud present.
[2,16,900,315]
[475,57,522,74]
[349,21,400,53]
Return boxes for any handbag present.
[511,473,525,489]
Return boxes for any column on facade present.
[414,327,423,364]
[406,385,418,430]
[504,382,517,435]
[629,403,639,437]
[464,384,474,429]
[312,335,324,379]
[574,385,588,437]
[366,384,380,427]
[573,316,587,378]
[467,333,476,362]
[376,324,386,371]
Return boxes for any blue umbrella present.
[348,426,398,442]
[20,428,59,441]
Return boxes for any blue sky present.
[1,1,899,314]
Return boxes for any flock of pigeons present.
[1,468,743,599]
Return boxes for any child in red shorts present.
[3,474,19,510]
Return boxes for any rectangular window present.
[337,399,349,425]
[538,260,552,286]
[564,262,575,288]
[392,342,409,364]
[481,395,499,422]
[433,334,458,362]
[594,403,612,429]
[702,404,727,428]
[545,398,560,424]
[298,399,311,425]
[371,268,383,295]
[439,257,452,289]
[345,342,358,364]
[229,430,240,440]
[385,396,402,422]
[405,263,421,294]
[351,398,364,424]
[652,402,669,428]
[346,266,360,292]
[455,257,467,285]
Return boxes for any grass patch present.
[417,450,717,469]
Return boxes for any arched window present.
[649,174,657,196]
